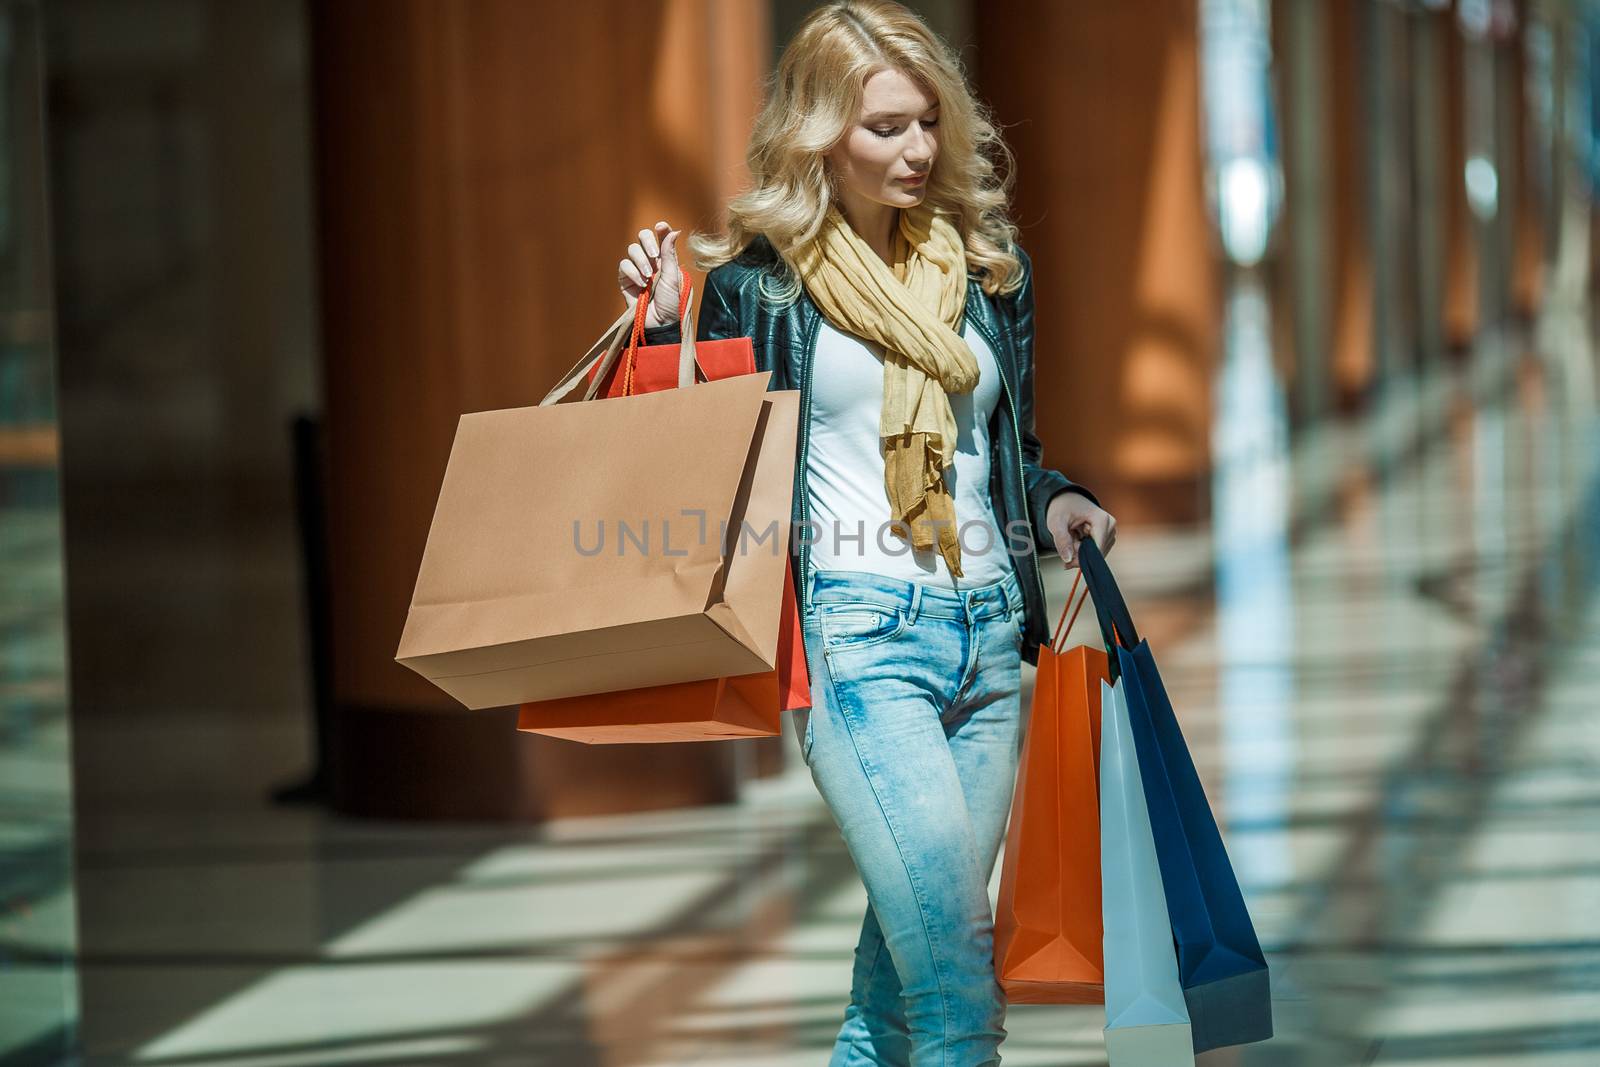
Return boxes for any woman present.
[618,2,1116,1063]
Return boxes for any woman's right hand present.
[618,221,685,328]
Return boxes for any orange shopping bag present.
[517,560,805,743]
[517,278,811,743]
[994,572,1111,1003]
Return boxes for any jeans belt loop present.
[906,581,923,625]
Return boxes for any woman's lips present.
[898,174,927,185]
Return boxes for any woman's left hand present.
[1045,491,1116,568]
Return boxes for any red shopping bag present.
[518,279,811,743]
[586,279,757,396]
[994,573,1110,1003]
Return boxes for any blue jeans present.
[795,566,1028,1067]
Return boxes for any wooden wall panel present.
[1509,4,1545,318]
[1441,8,1481,347]
[976,0,1218,526]
[310,0,769,820]
[1329,0,1376,409]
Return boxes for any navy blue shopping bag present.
[1076,536,1273,1054]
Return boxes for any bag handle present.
[1073,535,1141,680]
[538,274,701,406]
[1050,568,1093,655]
[618,276,701,397]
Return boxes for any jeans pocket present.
[818,604,906,653]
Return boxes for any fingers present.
[618,258,647,298]
[1060,509,1117,570]
[619,221,679,308]
[660,228,680,271]
[626,242,653,284]
[622,222,675,282]
[1060,529,1079,567]
[638,222,673,268]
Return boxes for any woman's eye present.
[868,118,936,138]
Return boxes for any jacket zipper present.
[795,313,824,624]
[965,307,1049,627]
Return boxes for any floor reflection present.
[50,315,1600,1065]
[0,483,78,1066]
[0,3,78,1061]
[1212,272,1297,893]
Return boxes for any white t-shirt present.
[805,317,1016,589]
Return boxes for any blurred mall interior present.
[4,0,1600,1064]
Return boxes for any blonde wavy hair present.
[687,0,1023,302]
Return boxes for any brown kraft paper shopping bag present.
[395,301,800,710]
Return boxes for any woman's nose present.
[905,126,934,164]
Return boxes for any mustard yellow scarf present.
[792,202,978,576]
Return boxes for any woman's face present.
[827,68,940,213]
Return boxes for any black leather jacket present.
[645,235,1100,666]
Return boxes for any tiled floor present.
[7,311,1600,1065]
